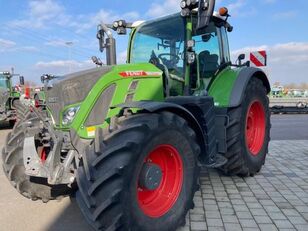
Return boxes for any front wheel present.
[76,112,200,231]
[2,110,72,202]
[223,78,270,176]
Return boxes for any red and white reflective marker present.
[250,50,267,67]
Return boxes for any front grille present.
[46,67,112,125]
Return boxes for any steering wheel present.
[158,53,180,67]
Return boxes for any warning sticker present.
[250,50,267,67]
[86,127,96,137]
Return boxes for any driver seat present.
[199,51,219,78]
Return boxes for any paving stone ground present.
[179,140,308,231]
[1,123,308,231]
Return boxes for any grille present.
[46,67,112,125]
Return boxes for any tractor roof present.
[134,12,227,40]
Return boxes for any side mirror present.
[197,0,216,30]
[41,74,56,83]
[41,75,46,84]
[91,56,103,66]
[19,76,25,86]
[237,54,245,65]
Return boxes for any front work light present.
[62,105,80,126]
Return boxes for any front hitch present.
[22,107,76,185]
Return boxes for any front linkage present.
[23,107,76,185]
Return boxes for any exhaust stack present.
[97,20,133,66]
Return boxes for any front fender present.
[114,99,211,164]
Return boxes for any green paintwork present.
[11,91,20,98]
[184,19,193,88]
[0,73,22,122]
[55,63,164,138]
[208,67,243,107]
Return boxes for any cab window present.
[193,22,221,79]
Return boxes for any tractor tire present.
[222,78,270,176]
[12,99,27,121]
[1,110,71,202]
[76,112,200,231]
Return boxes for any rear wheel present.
[76,112,200,231]
[223,78,270,176]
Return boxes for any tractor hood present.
[46,66,112,124]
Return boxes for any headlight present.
[62,106,80,126]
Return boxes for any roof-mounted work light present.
[180,0,198,17]
[112,20,131,35]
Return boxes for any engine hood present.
[46,66,112,125]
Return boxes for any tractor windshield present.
[130,14,185,78]
[0,75,9,89]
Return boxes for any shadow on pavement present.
[47,195,92,231]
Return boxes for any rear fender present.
[229,67,270,108]
[208,67,270,108]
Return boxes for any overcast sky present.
[0,0,307,85]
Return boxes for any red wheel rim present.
[137,144,183,218]
[245,100,266,155]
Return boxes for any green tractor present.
[0,71,25,127]
[2,1,270,230]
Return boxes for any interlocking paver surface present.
[0,123,308,231]
[180,140,308,231]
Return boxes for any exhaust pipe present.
[97,23,117,66]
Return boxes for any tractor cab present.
[0,73,10,90]
[98,3,234,97]
[0,72,12,109]
[128,13,232,96]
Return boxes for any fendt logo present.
[119,71,161,78]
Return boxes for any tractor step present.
[202,153,227,168]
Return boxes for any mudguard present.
[229,67,270,108]
[114,97,222,167]
[208,67,270,108]
[114,101,202,129]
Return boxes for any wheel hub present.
[137,144,183,218]
[138,163,162,191]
